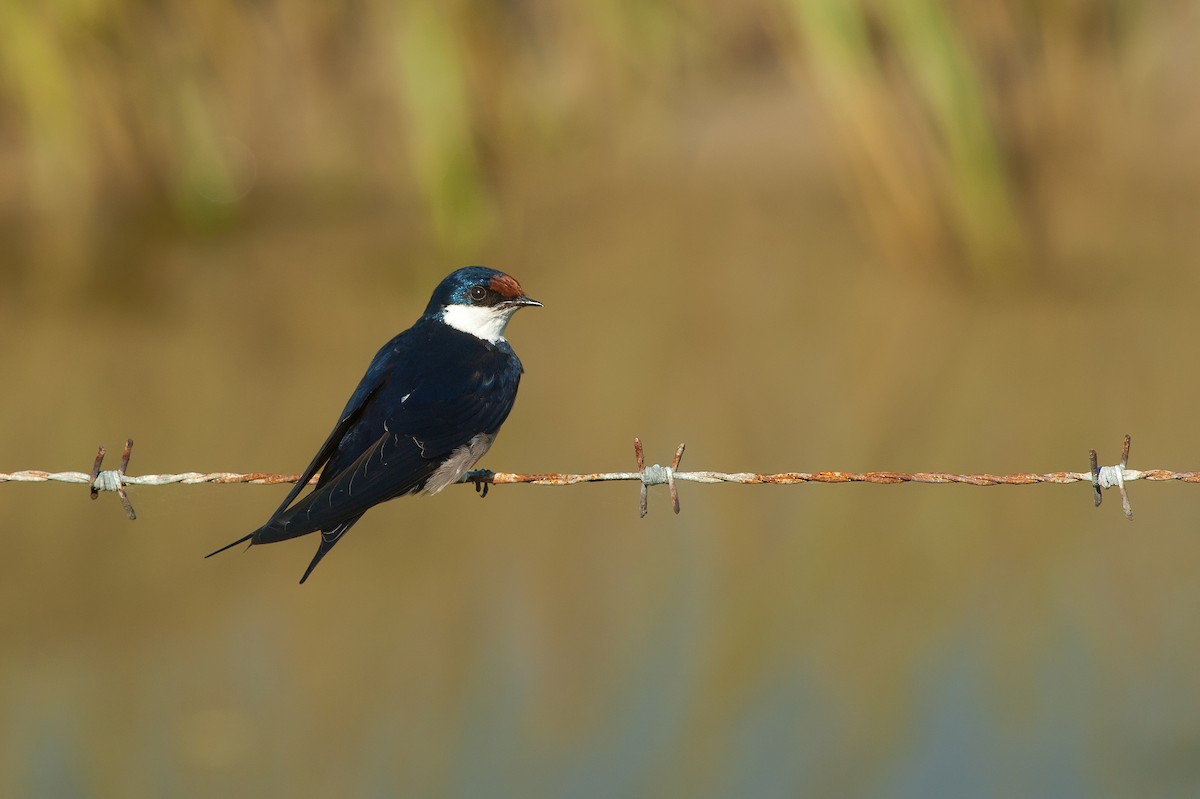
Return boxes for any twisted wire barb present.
[2,435,1192,519]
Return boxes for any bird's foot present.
[465,469,494,498]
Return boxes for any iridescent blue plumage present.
[207,266,541,582]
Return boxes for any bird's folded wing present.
[397,369,520,458]
[265,431,434,536]
[267,380,385,520]
[264,335,411,520]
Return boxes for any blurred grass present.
[785,0,1034,280]
[0,0,1156,291]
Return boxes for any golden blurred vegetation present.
[0,0,1170,293]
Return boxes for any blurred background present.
[3,0,1200,796]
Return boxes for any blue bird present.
[207,266,541,583]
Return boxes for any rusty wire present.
[1,435,1192,520]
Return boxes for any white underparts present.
[442,304,516,344]
[423,433,496,495]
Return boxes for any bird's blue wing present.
[264,335,407,520]
[264,431,432,536]
[393,346,524,457]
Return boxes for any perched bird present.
[207,266,541,583]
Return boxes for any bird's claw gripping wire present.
[90,439,137,520]
[466,469,494,498]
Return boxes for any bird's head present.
[425,266,542,343]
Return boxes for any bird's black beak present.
[510,295,543,308]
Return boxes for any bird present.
[207,266,541,583]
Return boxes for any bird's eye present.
[468,285,488,303]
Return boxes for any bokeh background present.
[3,1,1200,796]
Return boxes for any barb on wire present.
[90,439,137,520]
[2,434,1196,520]
[1091,434,1135,520]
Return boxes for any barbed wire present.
[2,435,1192,521]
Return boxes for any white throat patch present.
[442,304,515,344]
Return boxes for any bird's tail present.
[206,513,363,583]
[205,531,256,559]
[298,540,333,584]
[298,516,362,584]
[207,508,322,561]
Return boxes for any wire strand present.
[2,435,1186,519]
